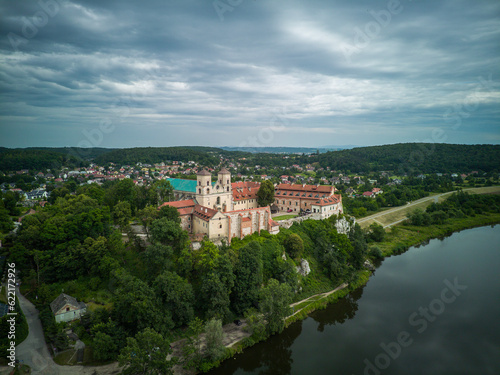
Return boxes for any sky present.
[0,0,499,149]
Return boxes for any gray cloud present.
[0,0,499,148]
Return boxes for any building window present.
[217,197,220,204]
[219,224,222,229]
[66,307,70,312]
[227,179,229,184]
[207,181,209,186]
[227,186,229,192]
[199,188,201,194]
[207,189,210,194]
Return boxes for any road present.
[6,287,120,375]
[356,193,446,228]
[356,186,500,229]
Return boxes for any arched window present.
[207,189,210,194]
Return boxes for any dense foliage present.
[0,148,87,170]
[6,179,369,369]
[407,191,500,226]
[94,147,222,166]
[316,143,500,174]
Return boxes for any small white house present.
[50,293,87,323]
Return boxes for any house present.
[232,181,260,210]
[345,188,356,197]
[362,191,375,198]
[310,195,343,220]
[372,188,383,195]
[50,293,87,323]
[273,183,341,214]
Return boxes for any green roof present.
[166,178,215,193]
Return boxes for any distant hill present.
[1,143,498,173]
[0,148,88,171]
[316,143,500,174]
[93,146,224,165]
[25,147,115,160]
[220,146,340,154]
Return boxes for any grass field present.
[358,186,500,229]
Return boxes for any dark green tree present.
[231,241,263,315]
[154,271,194,327]
[283,233,304,259]
[260,279,292,335]
[257,180,275,207]
[113,201,132,229]
[118,328,175,375]
[204,319,225,361]
[158,205,181,224]
[368,223,385,242]
[150,217,188,254]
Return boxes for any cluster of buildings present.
[160,168,343,242]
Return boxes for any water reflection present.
[212,320,302,375]
[208,226,500,375]
[311,288,363,332]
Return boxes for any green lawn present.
[273,214,298,221]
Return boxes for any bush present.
[369,247,384,259]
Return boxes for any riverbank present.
[202,213,500,373]
[373,212,500,257]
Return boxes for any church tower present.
[195,169,212,207]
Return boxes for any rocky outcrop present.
[335,216,354,234]
[296,258,311,277]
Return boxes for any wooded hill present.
[1,143,499,174]
[315,143,500,174]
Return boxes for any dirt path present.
[288,283,348,318]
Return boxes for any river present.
[208,225,500,375]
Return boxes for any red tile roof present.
[194,204,218,221]
[311,194,342,206]
[231,181,260,201]
[276,183,334,194]
[159,199,196,209]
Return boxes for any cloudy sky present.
[1,0,499,149]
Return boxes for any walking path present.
[288,283,348,318]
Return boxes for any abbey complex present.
[160,168,343,242]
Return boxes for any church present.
[159,168,280,242]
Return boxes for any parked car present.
[287,208,293,213]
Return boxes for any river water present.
[208,225,500,375]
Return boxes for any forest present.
[2,179,368,371]
[2,143,499,175]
